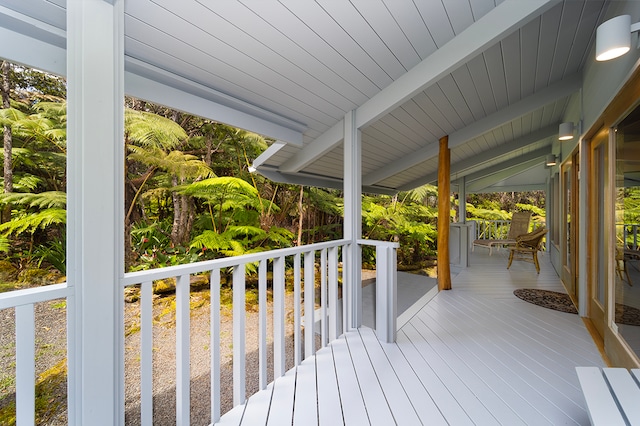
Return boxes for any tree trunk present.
[205,134,212,166]
[171,176,195,247]
[2,61,13,224]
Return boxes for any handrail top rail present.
[122,238,399,286]
[122,238,398,286]
[357,239,400,248]
[0,282,69,310]
[122,238,350,286]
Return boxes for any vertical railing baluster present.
[176,274,190,425]
[273,256,285,378]
[304,250,315,358]
[211,268,221,423]
[258,260,267,390]
[140,281,153,426]
[16,304,35,425]
[342,244,349,334]
[320,248,327,348]
[293,253,301,365]
[328,246,338,342]
[233,264,246,406]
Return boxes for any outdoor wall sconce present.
[545,154,558,167]
[596,15,640,61]
[558,122,574,140]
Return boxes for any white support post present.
[343,110,362,330]
[66,1,125,423]
[375,245,397,343]
[458,176,466,223]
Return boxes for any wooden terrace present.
[219,250,605,426]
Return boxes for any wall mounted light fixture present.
[559,122,574,140]
[596,15,640,61]
[545,154,558,167]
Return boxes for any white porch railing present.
[619,223,640,250]
[121,238,397,424]
[0,238,397,425]
[472,219,545,241]
[0,283,71,426]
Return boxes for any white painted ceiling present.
[0,0,611,194]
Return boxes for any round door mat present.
[513,288,640,326]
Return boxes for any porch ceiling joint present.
[463,147,549,183]
[363,74,580,187]
[398,124,558,190]
[125,58,306,146]
[354,0,561,129]
[278,120,344,173]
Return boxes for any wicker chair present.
[473,211,532,255]
[507,227,548,274]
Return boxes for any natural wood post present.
[438,135,452,290]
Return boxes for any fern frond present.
[0,236,8,253]
[0,191,66,209]
[0,208,66,236]
[125,109,187,150]
[128,146,214,180]
[0,107,27,126]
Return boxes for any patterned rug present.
[513,288,640,326]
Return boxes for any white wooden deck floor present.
[216,250,605,425]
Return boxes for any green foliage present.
[0,191,66,209]
[466,204,510,221]
[33,240,66,274]
[125,109,187,150]
[128,146,214,181]
[0,208,66,236]
[361,195,437,266]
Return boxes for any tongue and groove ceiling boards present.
[0,0,609,193]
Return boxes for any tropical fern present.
[0,236,8,253]
[127,146,215,181]
[0,208,66,236]
[125,109,187,150]
[0,107,27,125]
[182,176,258,198]
[0,191,66,209]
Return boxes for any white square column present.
[344,110,362,330]
[66,0,125,424]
